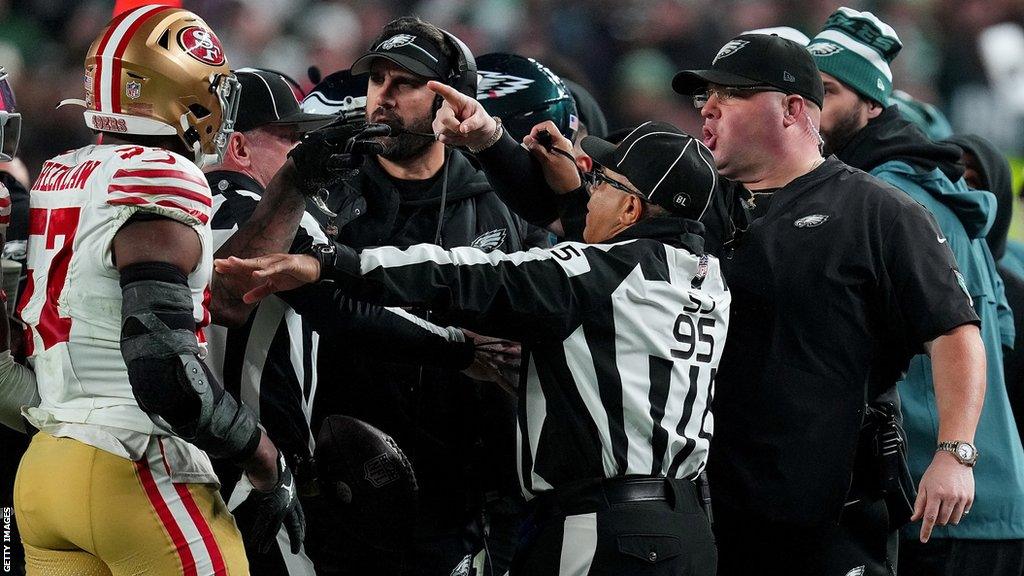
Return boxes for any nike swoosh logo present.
[938,235,947,244]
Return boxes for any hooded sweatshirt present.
[838,107,1024,540]
[946,134,1024,447]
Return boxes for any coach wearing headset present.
[303,16,548,576]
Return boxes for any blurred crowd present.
[2,0,1024,179]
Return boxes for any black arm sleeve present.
[120,261,261,462]
[476,131,564,227]
[280,283,474,370]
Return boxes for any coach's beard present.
[370,108,436,161]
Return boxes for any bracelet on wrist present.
[467,117,504,154]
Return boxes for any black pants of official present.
[900,537,1024,576]
[510,477,716,576]
[714,498,897,576]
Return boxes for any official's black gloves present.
[235,452,306,554]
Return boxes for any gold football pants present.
[14,432,248,575]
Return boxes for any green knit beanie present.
[808,7,903,105]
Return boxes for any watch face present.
[956,444,976,461]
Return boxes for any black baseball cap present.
[672,33,824,108]
[233,68,333,133]
[350,33,452,81]
[581,121,718,220]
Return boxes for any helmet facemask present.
[0,68,20,162]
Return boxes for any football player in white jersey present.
[12,7,303,575]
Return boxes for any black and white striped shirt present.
[206,171,326,463]
[321,217,731,497]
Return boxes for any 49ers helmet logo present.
[178,26,225,66]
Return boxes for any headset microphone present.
[355,123,393,138]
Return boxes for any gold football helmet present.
[62,5,239,166]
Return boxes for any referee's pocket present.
[602,508,716,575]
[617,534,682,563]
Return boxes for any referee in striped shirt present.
[217,120,729,576]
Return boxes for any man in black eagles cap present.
[299,16,547,575]
[217,120,728,576]
[672,33,985,576]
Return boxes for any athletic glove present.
[288,116,387,197]
[235,452,306,554]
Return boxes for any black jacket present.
[320,150,549,252]
[311,150,548,526]
[836,105,965,182]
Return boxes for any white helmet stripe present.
[98,5,168,113]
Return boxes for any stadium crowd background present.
[1,0,1023,220]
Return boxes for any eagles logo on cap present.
[377,34,416,51]
[713,39,750,64]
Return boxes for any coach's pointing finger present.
[428,80,496,149]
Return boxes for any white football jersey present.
[19,144,213,435]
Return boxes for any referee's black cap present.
[672,33,824,108]
[581,121,717,220]
[233,68,334,133]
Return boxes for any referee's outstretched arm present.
[217,240,624,343]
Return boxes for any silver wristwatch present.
[936,440,978,467]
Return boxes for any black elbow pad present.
[120,261,260,462]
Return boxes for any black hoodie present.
[945,135,1015,260]
[836,105,965,184]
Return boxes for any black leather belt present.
[602,477,672,504]
[532,476,699,521]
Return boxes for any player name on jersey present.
[32,160,101,192]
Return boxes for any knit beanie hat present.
[808,7,902,105]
